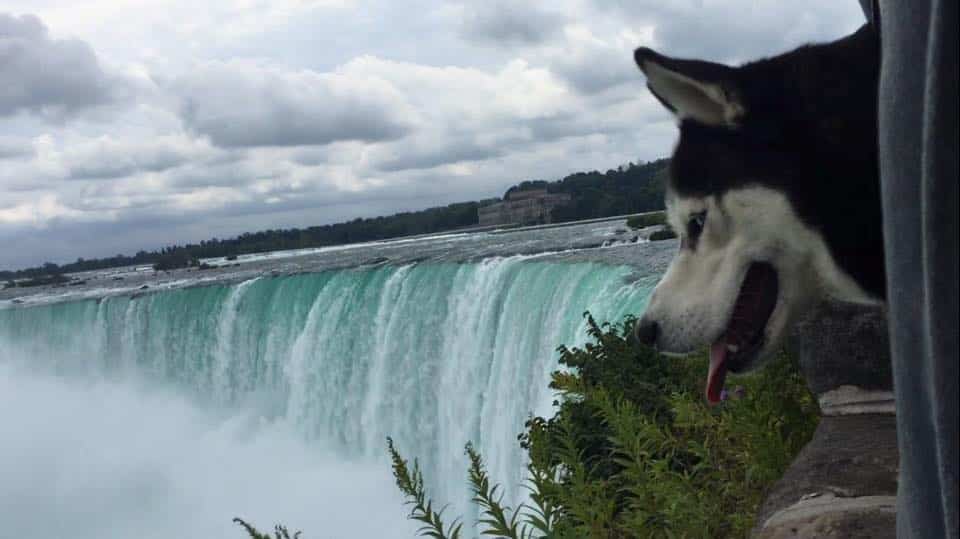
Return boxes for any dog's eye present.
[687,211,707,241]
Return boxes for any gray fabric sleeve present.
[874,0,959,537]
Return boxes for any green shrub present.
[388,438,565,539]
[389,314,819,539]
[626,212,666,230]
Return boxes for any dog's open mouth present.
[706,262,779,405]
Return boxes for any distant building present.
[477,189,572,227]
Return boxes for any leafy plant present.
[388,436,465,539]
[390,313,818,539]
[233,518,301,539]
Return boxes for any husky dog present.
[632,25,884,404]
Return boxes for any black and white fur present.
[634,25,884,373]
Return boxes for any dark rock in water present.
[226,255,238,261]
[648,227,677,241]
[11,298,24,304]
[139,285,149,290]
[361,256,389,266]
[113,276,124,281]
[69,280,87,286]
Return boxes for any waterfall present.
[0,257,656,537]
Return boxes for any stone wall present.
[752,302,898,538]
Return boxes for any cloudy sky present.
[0,1,864,269]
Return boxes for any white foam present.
[0,364,414,539]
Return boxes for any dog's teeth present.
[727,344,739,353]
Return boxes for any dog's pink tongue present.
[707,341,729,405]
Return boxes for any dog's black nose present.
[634,319,659,347]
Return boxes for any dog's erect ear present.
[634,48,743,127]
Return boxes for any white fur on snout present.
[643,186,878,362]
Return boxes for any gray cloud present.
[0,13,118,117]
[13,135,221,186]
[290,147,333,167]
[651,9,864,63]
[527,113,604,141]
[175,61,414,148]
[67,143,192,180]
[588,1,864,64]
[0,137,34,159]
[554,58,632,95]
[163,153,295,190]
[549,33,635,95]
[374,135,506,172]
[460,2,566,46]
[165,163,249,190]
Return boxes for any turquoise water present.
[0,256,658,537]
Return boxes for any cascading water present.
[0,256,657,538]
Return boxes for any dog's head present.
[631,30,881,404]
